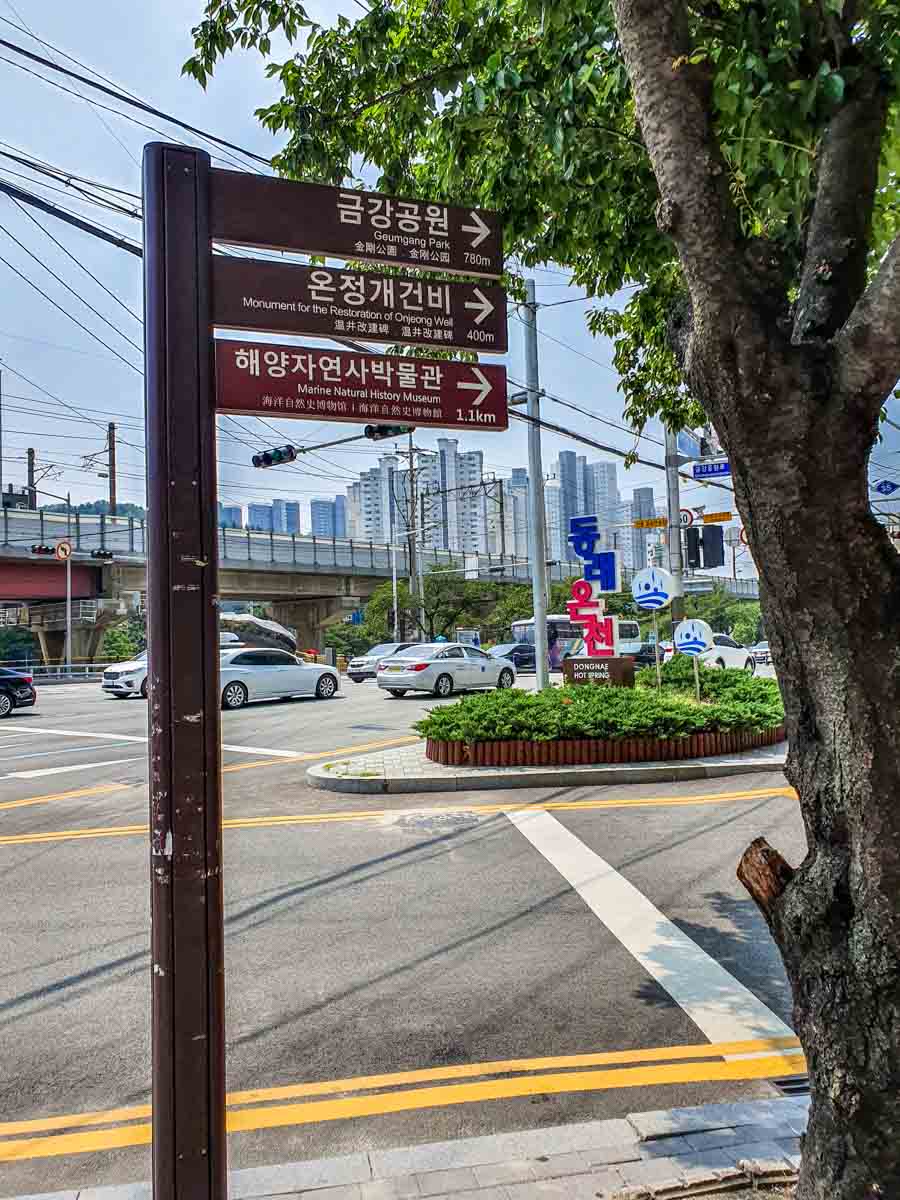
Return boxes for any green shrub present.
[414,678,784,744]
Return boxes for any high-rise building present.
[630,486,657,575]
[247,502,273,532]
[217,503,243,529]
[485,478,530,558]
[310,499,337,537]
[334,494,347,539]
[272,498,300,534]
[544,482,563,564]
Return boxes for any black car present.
[488,642,537,673]
[0,667,36,718]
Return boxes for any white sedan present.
[376,642,516,698]
[665,634,755,672]
[219,647,339,708]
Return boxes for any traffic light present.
[364,425,415,441]
[701,525,725,568]
[685,527,701,569]
[91,549,114,561]
[31,544,54,556]
[251,445,297,469]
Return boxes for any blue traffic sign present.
[873,479,900,496]
[676,430,701,461]
[693,460,731,479]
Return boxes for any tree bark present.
[611,3,900,1197]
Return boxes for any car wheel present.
[497,668,514,690]
[221,681,248,710]
[434,673,453,698]
[387,688,407,698]
[0,692,12,718]
[716,658,726,670]
[140,679,149,699]
[744,658,756,674]
[113,694,130,700]
[315,673,337,700]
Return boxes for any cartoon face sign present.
[674,619,714,657]
[631,566,675,611]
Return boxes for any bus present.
[510,615,582,670]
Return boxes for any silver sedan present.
[376,642,516,698]
[219,647,339,709]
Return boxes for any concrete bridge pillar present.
[35,625,106,665]
[270,596,360,652]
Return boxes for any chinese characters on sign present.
[212,256,507,353]
[210,169,504,278]
[214,340,508,431]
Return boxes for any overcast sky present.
[0,1,893,562]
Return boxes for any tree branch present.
[738,838,795,930]
[794,69,888,344]
[609,0,748,316]
[835,235,900,415]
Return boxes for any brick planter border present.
[425,725,786,768]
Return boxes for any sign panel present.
[567,516,621,593]
[631,566,675,611]
[210,169,504,279]
[679,508,694,527]
[874,479,900,496]
[693,459,731,479]
[214,339,508,431]
[55,540,72,561]
[456,628,481,646]
[212,256,507,354]
[562,656,635,688]
[674,618,714,657]
[676,430,702,461]
[633,516,667,529]
[702,511,733,524]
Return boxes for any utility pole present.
[390,543,399,640]
[664,427,685,631]
[523,280,550,688]
[27,447,36,509]
[0,367,4,504]
[65,547,72,676]
[107,422,117,516]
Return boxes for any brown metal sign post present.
[144,143,226,1200]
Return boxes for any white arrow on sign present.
[464,287,494,325]
[458,367,492,407]
[461,210,490,248]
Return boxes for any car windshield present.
[394,644,440,659]
[367,643,403,657]
[490,643,521,655]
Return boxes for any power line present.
[0,216,143,352]
[0,34,272,168]
[0,250,142,374]
[0,143,140,200]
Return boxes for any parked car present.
[101,650,149,699]
[703,634,756,672]
[376,642,516,697]
[219,647,339,708]
[346,642,417,682]
[488,642,537,673]
[0,666,36,718]
[752,641,771,665]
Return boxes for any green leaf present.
[821,72,845,105]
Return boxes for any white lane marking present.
[3,757,144,780]
[0,726,300,758]
[506,809,793,1045]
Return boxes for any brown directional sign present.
[215,339,508,431]
[209,168,504,279]
[211,256,507,354]
[562,657,635,687]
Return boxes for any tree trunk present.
[702,341,900,1200]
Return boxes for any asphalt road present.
[0,675,801,1198]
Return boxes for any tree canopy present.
[186,0,900,430]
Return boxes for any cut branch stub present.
[738,837,795,922]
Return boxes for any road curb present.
[8,1097,806,1200]
[306,754,788,794]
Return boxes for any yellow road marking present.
[0,1035,801,1139]
[0,786,795,849]
[0,1048,807,1162]
[0,784,121,814]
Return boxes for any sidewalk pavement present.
[16,1096,806,1200]
[307,741,787,795]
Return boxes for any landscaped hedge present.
[415,664,784,746]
